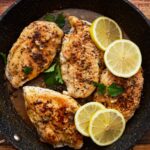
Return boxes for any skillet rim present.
[0,0,150,150]
[0,0,149,25]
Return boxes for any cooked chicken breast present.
[94,69,144,121]
[23,86,83,149]
[6,21,63,88]
[60,16,100,98]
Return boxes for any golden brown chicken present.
[94,69,144,121]
[6,21,63,88]
[23,86,83,149]
[60,16,100,98]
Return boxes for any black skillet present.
[0,0,150,150]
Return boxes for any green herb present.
[43,13,55,22]
[44,59,64,85]
[55,13,65,28]
[93,82,106,95]
[107,83,124,97]
[44,71,56,85]
[23,66,32,75]
[93,82,124,97]
[43,13,65,28]
[55,64,64,84]
[0,52,7,65]
[44,63,56,73]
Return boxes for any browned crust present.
[94,69,144,121]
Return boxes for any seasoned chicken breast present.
[6,21,63,88]
[23,86,83,149]
[94,69,144,121]
[60,16,100,98]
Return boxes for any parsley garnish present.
[93,82,106,95]
[43,13,65,28]
[44,59,64,85]
[0,52,7,65]
[44,71,56,85]
[107,83,124,97]
[55,64,64,84]
[93,82,124,97]
[43,13,55,22]
[55,13,65,28]
[23,66,32,75]
[44,63,56,73]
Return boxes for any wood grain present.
[131,0,150,18]
[0,0,150,150]
[134,144,150,150]
[0,0,14,14]
[0,146,15,150]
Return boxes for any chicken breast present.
[94,69,144,121]
[23,86,83,149]
[6,21,63,88]
[60,16,100,98]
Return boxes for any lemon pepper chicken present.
[94,69,144,121]
[60,16,100,98]
[23,86,83,149]
[6,21,63,88]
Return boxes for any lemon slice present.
[90,16,122,51]
[89,109,125,146]
[104,39,142,78]
[75,102,105,136]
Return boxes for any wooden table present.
[0,0,150,150]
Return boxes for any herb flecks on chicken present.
[6,21,63,88]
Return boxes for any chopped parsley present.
[43,13,65,28]
[93,82,124,97]
[93,82,106,95]
[44,58,64,85]
[55,64,64,84]
[107,83,124,97]
[23,66,32,75]
[55,13,66,28]
[44,63,56,73]
[0,52,7,65]
[43,13,55,22]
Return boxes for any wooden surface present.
[0,0,150,150]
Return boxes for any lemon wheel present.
[90,16,122,51]
[75,102,105,136]
[89,109,126,146]
[104,39,142,78]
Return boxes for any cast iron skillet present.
[0,0,150,150]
